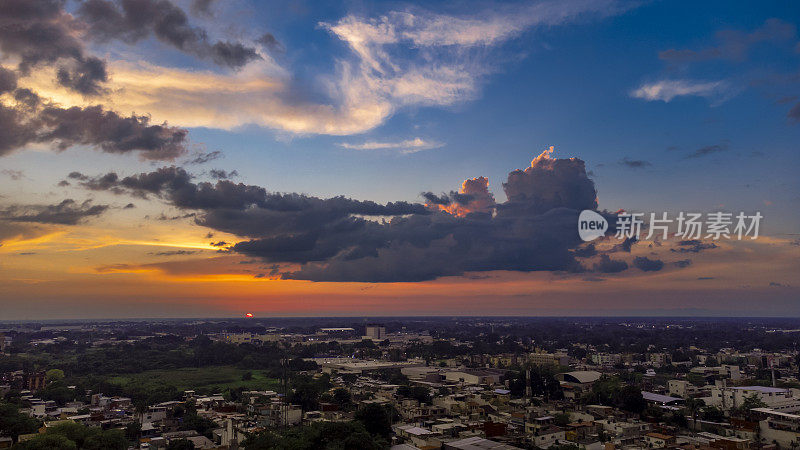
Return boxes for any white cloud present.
[631,79,730,102]
[338,137,444,154]
[16,0,633,136]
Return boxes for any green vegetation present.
[107,366,281,394]
[583,376,646,414]
[242,420,388,450]
[11,422,128,450]
[0,403,41,443]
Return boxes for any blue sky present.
[99,0,799,233]
[0,0,798,318]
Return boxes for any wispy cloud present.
[630,79,730,102]
[338,137,443,154]
[618,157,652,169]
[12,1,634,137]
[685,143,728,159]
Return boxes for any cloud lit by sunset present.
[0,0,798,319]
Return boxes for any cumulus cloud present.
[0,199,108,225]
[501,146,597,214]
[631,79,730,102]
[338,138,443,154]
[424,176,496,218]
[74,149,609,281]
[0,0,109,95]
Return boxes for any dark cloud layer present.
[0,0,109,95]
[0,199,108,225]
[74,150,607,281]
[632,256,664,272]
[594,254,628,273]
[0,87,188,159]
[671,239,718,253]
[77,0,262,69]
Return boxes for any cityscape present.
[3,318,800,449]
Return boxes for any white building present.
[707,386,794,410]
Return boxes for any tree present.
[554,413,571,427]
[124,421,141,442]
[13,433,77,450]
[684,397,706,429]
[396,385,431,404]
[619,385,646,414]
[241,421,387,450]
[45,369,65,383]
[82,429,127,450]
[332,388,351,408]
[354,404,395,438]
[0,402,40,441]
[735,394,768,421]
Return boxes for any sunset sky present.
[0,0,798,319]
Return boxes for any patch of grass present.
[108,366,280,394]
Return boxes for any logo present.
[578,210,608,242]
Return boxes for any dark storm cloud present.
[0,100,189,160]
[0,199,108,225]
[632,256,664,272]
[619,157,652,169]
[593,254,628,273]
[673,259,692,268]
[75,151,613,282]
[0,0,109,95]
[77,0,261,69]
[685,144,728,159]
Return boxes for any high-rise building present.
[364,324,386,340]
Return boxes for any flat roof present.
[733,386,788,393]
[642,391,683,404]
